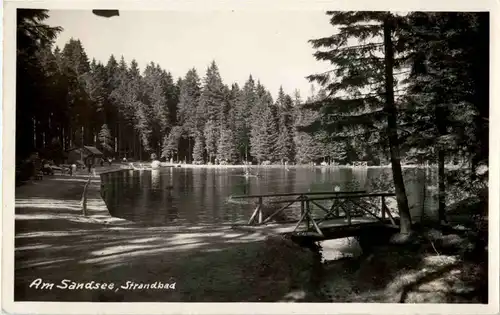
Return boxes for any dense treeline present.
[16,10,339,166]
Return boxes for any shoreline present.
[152,163,466,170]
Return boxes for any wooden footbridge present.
[230,190,400,241]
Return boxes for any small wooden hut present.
[66,146,103,166]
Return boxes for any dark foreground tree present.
[308,11,413,234]
[403,12,489,223]
[16,9,62,162]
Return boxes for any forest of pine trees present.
[17,9,354,166]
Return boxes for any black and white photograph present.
[2,1,498,314]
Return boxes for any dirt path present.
[14,171,318,302]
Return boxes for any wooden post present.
[334,200,339,217]
[248,201,261,225]
[309,212,324,237]
[305,198,311,230]
[381,196,386,219]
[300,196,305,217]
[82,194,87,216]
[258,197,263,224]
[345,205,351,225]
[384,201,397,226]
[81,175,91,216]
[293,207,310,233]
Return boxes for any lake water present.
[100,166,439,226]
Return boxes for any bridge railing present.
[229,191,398,236]
[230,190,366,225]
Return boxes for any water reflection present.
[151,170,160,190]
[101,167,438,226]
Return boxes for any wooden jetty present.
[230,191,400,241]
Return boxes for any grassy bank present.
[317,226,487,303]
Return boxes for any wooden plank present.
[308,212,324,237]
[292,208,309,233]
[230,190,367,199]
[384,201,397,226]
[305,199,311,230]
[345,204,352,225]
[291,223,398,241]
[317,213,364,225]
[81,175,91,216]
[258,197,263,223]
[235,217,384,236]
[267,192,396,204]
[381,196,386,219]
[247,204,261,225]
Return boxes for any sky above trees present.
[46,10,333,99]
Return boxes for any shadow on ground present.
[15,175,320,302]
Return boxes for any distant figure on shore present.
[42,160,54,175]
[108,158,112,166]
[70,164,77,176]
[334,185,341,192]
[100,158,104,167]
[123,157,127,163]
[151,160,161,169]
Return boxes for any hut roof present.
[83,146,103,156]
[66,146,103,156]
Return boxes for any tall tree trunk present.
[437,149,447,223]
[383,15,412,234]
[420,161,427,223]
[139,138,142,161]
[435,101,448,224]
[60,127,65,152]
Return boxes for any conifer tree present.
[161,126,182,161]
[250,85,277,163]
[192,132,205,164]
[177,68,201,160]
[98,123,113,154]
[199,61,225,163]
[402,12,489,223]
[216,127,237,163]
[235,76,257,162]
[60,38,92,146]
[275,87,296,163]
[308,11,413,233]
